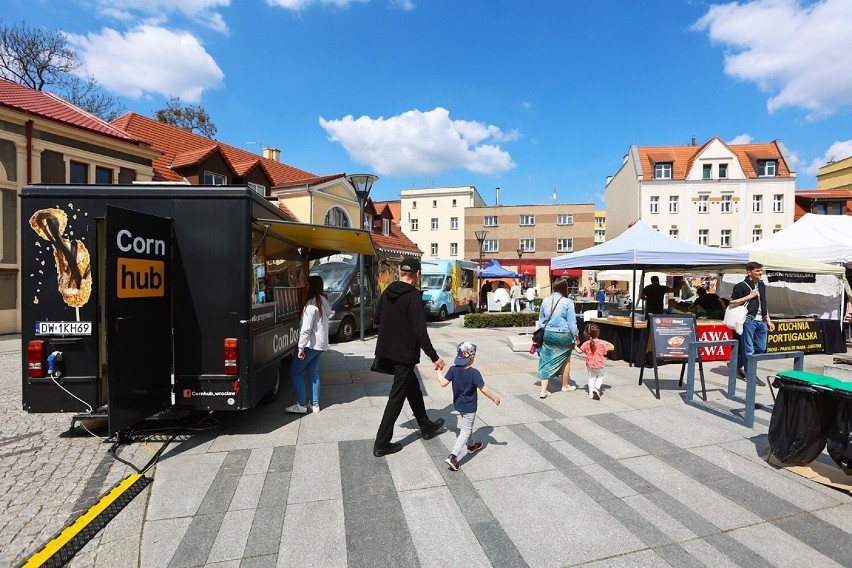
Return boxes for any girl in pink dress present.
[575,323,614,400]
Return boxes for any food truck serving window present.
[251,225,304,321]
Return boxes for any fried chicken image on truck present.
[29,208,92,308]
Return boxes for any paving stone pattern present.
[1,323,851,567]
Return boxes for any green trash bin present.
[768,371,840,466]
[826,381,852,475]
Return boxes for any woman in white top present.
[286,275,331,414]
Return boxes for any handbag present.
[532,297,562,347]
[723,304,747,334]
[370,356,396,375]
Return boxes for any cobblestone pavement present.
[1,325,851,567]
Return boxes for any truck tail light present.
[28,341,46,378]
[224,338,238,375]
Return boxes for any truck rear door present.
[104,206,173,435]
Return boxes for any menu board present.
[648,315,697,362]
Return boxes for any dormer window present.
[382,218,390,235]
[758,160,777,177]
[654,163,672,179]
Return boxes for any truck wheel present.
[337,316,356,342]
[259,361,285,405]
[438,306,448,321]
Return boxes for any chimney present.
[263,147,281,162]
[495,186,500,206]
[691,135,696,146]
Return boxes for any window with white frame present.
[752,228,762,242]
[698,229,709,245]
[430,243,438,255]
[450,217,458,230]
[484,215,498,227]
[721,229,732,247]
[412,201,417,209]
[758,160,777,177]
[752,194,763,213]
[721,194,732,213]
[452,199,457,207]
[410,218,418,231]
[719,163,728,178]
[698,194,709,213]
[650,195,659,214]
[247,182,265,196]
[363,213,372,230]
[519,214,535,226]
[773,194,784,213]
[556,238,573,252]
[654,163,672,179]
[431,218,438,230]
[669,228,679,239]
[669,195,679,214]
[432,200,437,208]
[519,238,535,252]
[450,243,458,256]
[483,239,498,253]
[324,206,350,227]
[702,164,711,179]
[556,213,573,225]
[203,171,226,186]
[382,218,390,235]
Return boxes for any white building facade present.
[605,137,796,246]
[399,186,486,260]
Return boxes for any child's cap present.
[454,342,477,366]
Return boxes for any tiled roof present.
[637,137,791,181]
[111,112,317,183]
[371,221,421,255]
[0,78,143,144]
[272,173,346,190]
[372,200,401,221]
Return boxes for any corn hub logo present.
[116,229,166,298]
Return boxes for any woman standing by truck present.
[286,275,331,414]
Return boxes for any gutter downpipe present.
[26,120,34,184]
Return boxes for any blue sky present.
[5,0,852,206]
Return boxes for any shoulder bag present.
[532,296,562,347]
[370,356,397,375]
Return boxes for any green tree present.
[154,95,218,138]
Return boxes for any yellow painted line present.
[23,473,144,567]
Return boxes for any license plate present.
[35,321,93,336]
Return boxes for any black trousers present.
[375,362,430,447]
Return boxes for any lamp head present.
[348,173,378,201]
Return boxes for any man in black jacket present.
[373,257,446,457]
[730,262,775,383]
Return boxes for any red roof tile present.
[0,78,143,144]
[111,112,317,183]
[372,200,401,222]
[637,137,791,181]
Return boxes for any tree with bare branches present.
[0,20,125,120]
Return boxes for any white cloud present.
[728,133,753,145]
[693,0,852,119]
[96,0,231,32]
[319,107,517,177]
[68,25,224,102]
[266,0,367,10]
[803,140,852,175]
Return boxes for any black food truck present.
[20,184,376,435]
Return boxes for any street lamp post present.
[348,173,378,342]
[474,230,488,269]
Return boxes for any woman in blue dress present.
[537,278,580,398]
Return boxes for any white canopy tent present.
[740,213,852,269]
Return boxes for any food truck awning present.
[257,219,378,260]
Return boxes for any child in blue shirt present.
[437,342,501,471]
